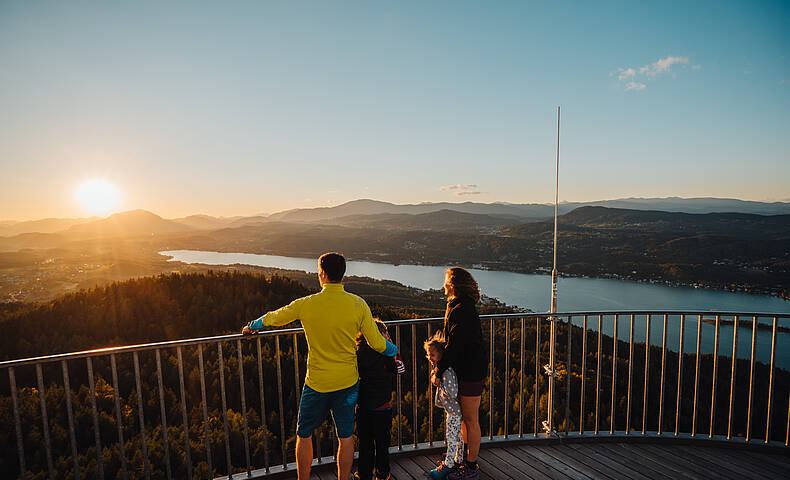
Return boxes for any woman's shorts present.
[459,380,484,397]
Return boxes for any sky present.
[0,0,788,220]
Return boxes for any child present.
[425,332,463,479]
[355,319,405,480]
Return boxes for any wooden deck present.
[308,442,790,480]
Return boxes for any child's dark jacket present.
[357,340,398,410]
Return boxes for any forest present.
[0,272,788,479]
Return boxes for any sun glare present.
[75,179,120,215]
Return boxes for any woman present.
[431,267,486,480]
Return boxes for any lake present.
[161,250,790,369]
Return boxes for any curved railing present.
[1,311,788,479]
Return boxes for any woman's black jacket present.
[436,295,487,383]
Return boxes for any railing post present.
[519,317,525,438]
[534,317,540,436]
[548,313,557,433]
[110,354,129,480]
[727,316,739,440]
[428,321,434,446]
[197,344,213,477]
[565,316,572,436]
[642,314,651,435]
[489,318,494,439]
[626,314,634,435]
[765,317,777,443]
[9,367,27,480]
[710,315,720,438]
[580,315,587,435]
[36,364,55,480]
[154,350,172,480]
[505,317,511,438]
[61,360,81,480]
[133,351,151,480]
[692,315,702,437]
[395,325,402,450]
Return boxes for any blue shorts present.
[296,381,359,439]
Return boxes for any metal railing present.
[1,311,789,479]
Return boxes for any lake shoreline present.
[160,248,790,302]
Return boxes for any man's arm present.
[359,303,398,356]
[244,297,305,333]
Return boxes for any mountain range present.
[3,197,790,237]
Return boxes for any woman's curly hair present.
[445,267,480,303]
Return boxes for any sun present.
[75,179,120,215]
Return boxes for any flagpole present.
[546,105,560,434]
[551,106,560,314]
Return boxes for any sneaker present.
[375,474,391,480]
[428,463,455,479]
[448,462,480,480]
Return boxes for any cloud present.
[617,68,636,81]
[625,81,646,91]
[645,56,689,76]
[440,184,477,191]
[614,56,693,91]
[456,191,482,196]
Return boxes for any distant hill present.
[0,216,99,237]
[554,206,790,234]
[266,197,790,223]
[65,209,193,239]
[267,198,556,222]
[327,209,523,230]
[0,232,65,252]
[171,214,241,230]
[579,197,790,215]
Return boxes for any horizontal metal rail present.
[2,311,788,480]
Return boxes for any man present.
[242,252,397,480]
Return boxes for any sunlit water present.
[161,250,790,369]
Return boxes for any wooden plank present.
[636,444,727,480]
[579,443,675,480]
[710,448,790,476]
[489,446,575,480]
[656,445,764,480]
[409,454,439,473]
[534,445,617,480]
[602,443,698,480]
[476,449,524,480]
[388,458,415,480]
[483,448,543,480]
[516,445,595,479]
[395,456,426,478]
[648,444,744,480]
[565,443,657,480]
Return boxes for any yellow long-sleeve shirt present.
[249,283,389,393]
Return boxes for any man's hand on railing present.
[242,324,253,335]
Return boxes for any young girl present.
[425,332,463,479]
